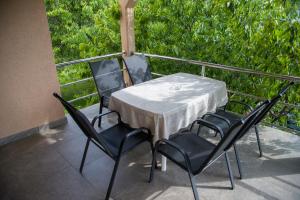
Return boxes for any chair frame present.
[53,93,154,200]
[149,102,266,200]
[85,112,154,200]
[89,59,125,127]
[122,54,152,85]
[210,100,264,156]
[149,124,233,200]
[196,112,244,179]
[199,81,294,158]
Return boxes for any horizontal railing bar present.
[60,69,126,88]
[151,72,165,77]
[94,70,124,79]
[56,52,123,69]
[66,73,163,102]
[228,90,265,100]
[136,52,300,83]
[228,90,300,108]
[68,92,98,103]
[60,77,94,88]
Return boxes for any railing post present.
[201,66,205,77]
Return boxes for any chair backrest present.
[89,59,125,99]
[123,54,152,85]
[53,93,112,155]
[199,100,269,173]
[253,81,294,126]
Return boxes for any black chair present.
[149,102,267,200]
[53,93,153,200]
[122,54,152,85]
[198,82,294,158]
[89,59,125,127]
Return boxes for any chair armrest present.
[180,128,191,133]
[191,119,224,137]
[157,139,193,172]
[91,111,121,126]
[125,128,146,139]
[224,100,253,112]
[117,127,151,155]
[201,112,231,126]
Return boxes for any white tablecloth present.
[109,73,228,142]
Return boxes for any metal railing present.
[56,52,123,68]
[55,52,300,101]
[135,52,300,83]
[55,52,300,132]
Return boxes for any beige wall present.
[0,0,65,140]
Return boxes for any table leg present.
[161,155,167,171]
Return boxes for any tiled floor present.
[1,104,300,200]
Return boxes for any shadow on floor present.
[1,105,300,200]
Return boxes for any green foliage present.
[45,0,120,107]
[46,0,120,62]
[45,0,300,129]
[134,0,300,128]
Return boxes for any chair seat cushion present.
[98,123,149,157]
[158,133,215,174]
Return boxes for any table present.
[109,73,228,170]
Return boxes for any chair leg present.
[224,152,235,190]
[80,138,90,173]
[233,144,243,179]
[149,141,158,169]
[254,125,263,157]
[98,104,103,127]
[187,172,200,200]
[149,143,158,183]
[105,156,121,200]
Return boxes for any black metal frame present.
[88,59,125,127]
[195,112,244,179]
[149,102,267,200]
[97,95,109,127]
[53,93,154,200]
[122,54,152,85]
[85,113,154,200]
[199,82,294,158]
[199,101,270,180]
[251,82,295,128]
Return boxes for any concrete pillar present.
[0,0,66,145]
[119,0,137,85]
[120,0,137,55]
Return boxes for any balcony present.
[1,52,300,199]
[1,103,300,200]
[2,50,300,199]
[1,1,300,200]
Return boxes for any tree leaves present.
[45,0,300,128]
